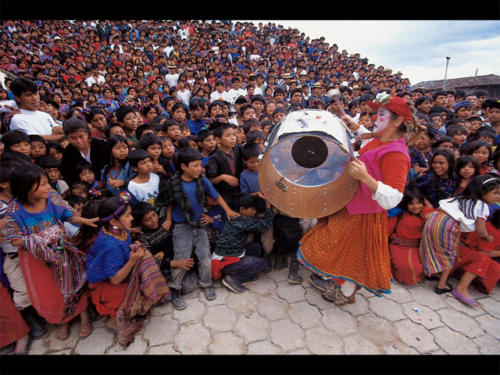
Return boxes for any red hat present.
[367,93,412,123]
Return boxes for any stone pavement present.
[2,266,500,355]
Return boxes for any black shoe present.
[274,254,288,270]
[309,274,330,293]
[222,275,245,294]
[242,275,259,285]
[20,306,47,338]
[262,252,273,273]
[287,260,303,284]
[434,284,453,295]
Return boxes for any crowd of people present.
[0,20,499,354]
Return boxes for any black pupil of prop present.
[291,136,328,168]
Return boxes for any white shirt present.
[210,90,229,103]
[127,173,160,206]
[439,198,490,232]
[165,73,180,88]
[10,109,59,136]
[177,89,191,107]
[85,75,105,87]
[226,88,247,111]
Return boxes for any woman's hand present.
[347,158,369,181]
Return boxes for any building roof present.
[411,74,500,90]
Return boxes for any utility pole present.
[443,56,451,90]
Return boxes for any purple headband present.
[98,192,131,224]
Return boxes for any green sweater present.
[214,208,273,257]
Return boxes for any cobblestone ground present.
[2,267,499,355]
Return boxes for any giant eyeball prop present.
[258,110,359,218]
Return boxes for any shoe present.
[222,275,244,294]
[309,274,330,293]
[20,306,47,338]
[434,284,453,295]
[274,254,288,270]
[203,286,217,301]
[242,275,259,285]
[452,288,478,307]
[287,259,303,284]
[171,290,186,310]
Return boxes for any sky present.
[248,21,500,86]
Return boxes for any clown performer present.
[297,93,422,305]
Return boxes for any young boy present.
[116,105,139,148]
[28,134,47,161]
[132,202,197,295]
[186,99,207,136]
[239,143,261,194]
[162,147,239,309]
[2,130,32,157]
[212,193,273,294]
[36,155,69,197]
[197,129,217,167]
[245,130,266,152]
[205,123,244,206]
[127,149,160,207]
[163,119,182,147]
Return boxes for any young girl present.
[28,135,47,162]
[5,164,98,340]
[389,187,434,285]
[137,133,166,177]
[47,141,65,164]
[419,174,500,297]
[159,136,176,178]
[415,149,457,208]
[409,129,435,177]
[455,155,480,195]
[101,135,135,196]
[86,194,170,347]
[461,140,492,175]
[85,107,108,140]
[451,209,500,306]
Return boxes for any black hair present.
[2,130,30,152]
[446,124,467,138]
[36,155,60,169]
[451,174,500,220]
[0,151,33,165]
[455,155,481,178]
[415,96,432,107]
[397,185,425,213]
[63,116,90,136]
[116,105,136,122]
[135,124,154,140]
[455,89,466,99]
[492,209,500,230]
[46,141,64,154]
[432,91,447,101]
[10,163,47,204]
[75,161,93,175]
[164,118,181,131]
[142,105,157,117]
[128,149,151,168]
[246,130,266,145]
[232,192,259,211]
[84,106,106,123]
[250,95,265,104]
[103,122,122,138]
[137,132,162,151]
[431,148,456,178]
[131,202,155,227]
[0,162,17,191]
[171,102,188,117]
[242,142,261,161]
[178,136,199,150]
[235,96,248,105]
[97,196,131,229]
[460,139,492,163]
[72,199,101,252]
[197,129,214,142]
[28,134,46,145]
[10,77,38,97]
[67,194,86,207]
[175,147,202,170]
[240,103,256,117]
[208,101,223,114]
[213,122,233,139]
[189,98,205,111]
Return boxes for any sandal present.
[434,284,453,295]
[321,288,356,306]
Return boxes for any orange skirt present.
[0,283,30,348]
[88,281,128,318]
[297,208,393,295]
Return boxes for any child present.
[452,209,500,304]
[85,107,108,140]
[179,124,191,138]
[5,164,98,340]
[389,187,433,285]
[162,147,239,309]
[240,143,261,194]
[245,130,266,152]
[63,195,87,238]
[47,141,64,164]
[429,112,446,135]
[116,105,139,148]
[163,119,182,147]
[86,195,170,347]
[455,155,481,195]
[36,155,69,197]
[132,202,197,294]
[137,133,167,177]
[70,182,90,201]
[28,134,47,161]
[419,174,500,297]
[159,136,176,178]
[0,162,46,339]
[178,136,199,150]
[2,130,31,157]
[186,99,207,136]
[212,193,273,294]
[76,161,103,194]
[409,129,434,177]
[101,135,135,196]
[127,149,160,207]
[415,149,457,208]
[197,129,217,167]
[446,124,468,148]
[205,123,244,206]
[461,140,492,175]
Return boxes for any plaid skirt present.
[419,211,460,275]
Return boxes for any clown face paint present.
[374,107,391,134]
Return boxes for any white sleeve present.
[372,181,404,210]
[10,117,38,135]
